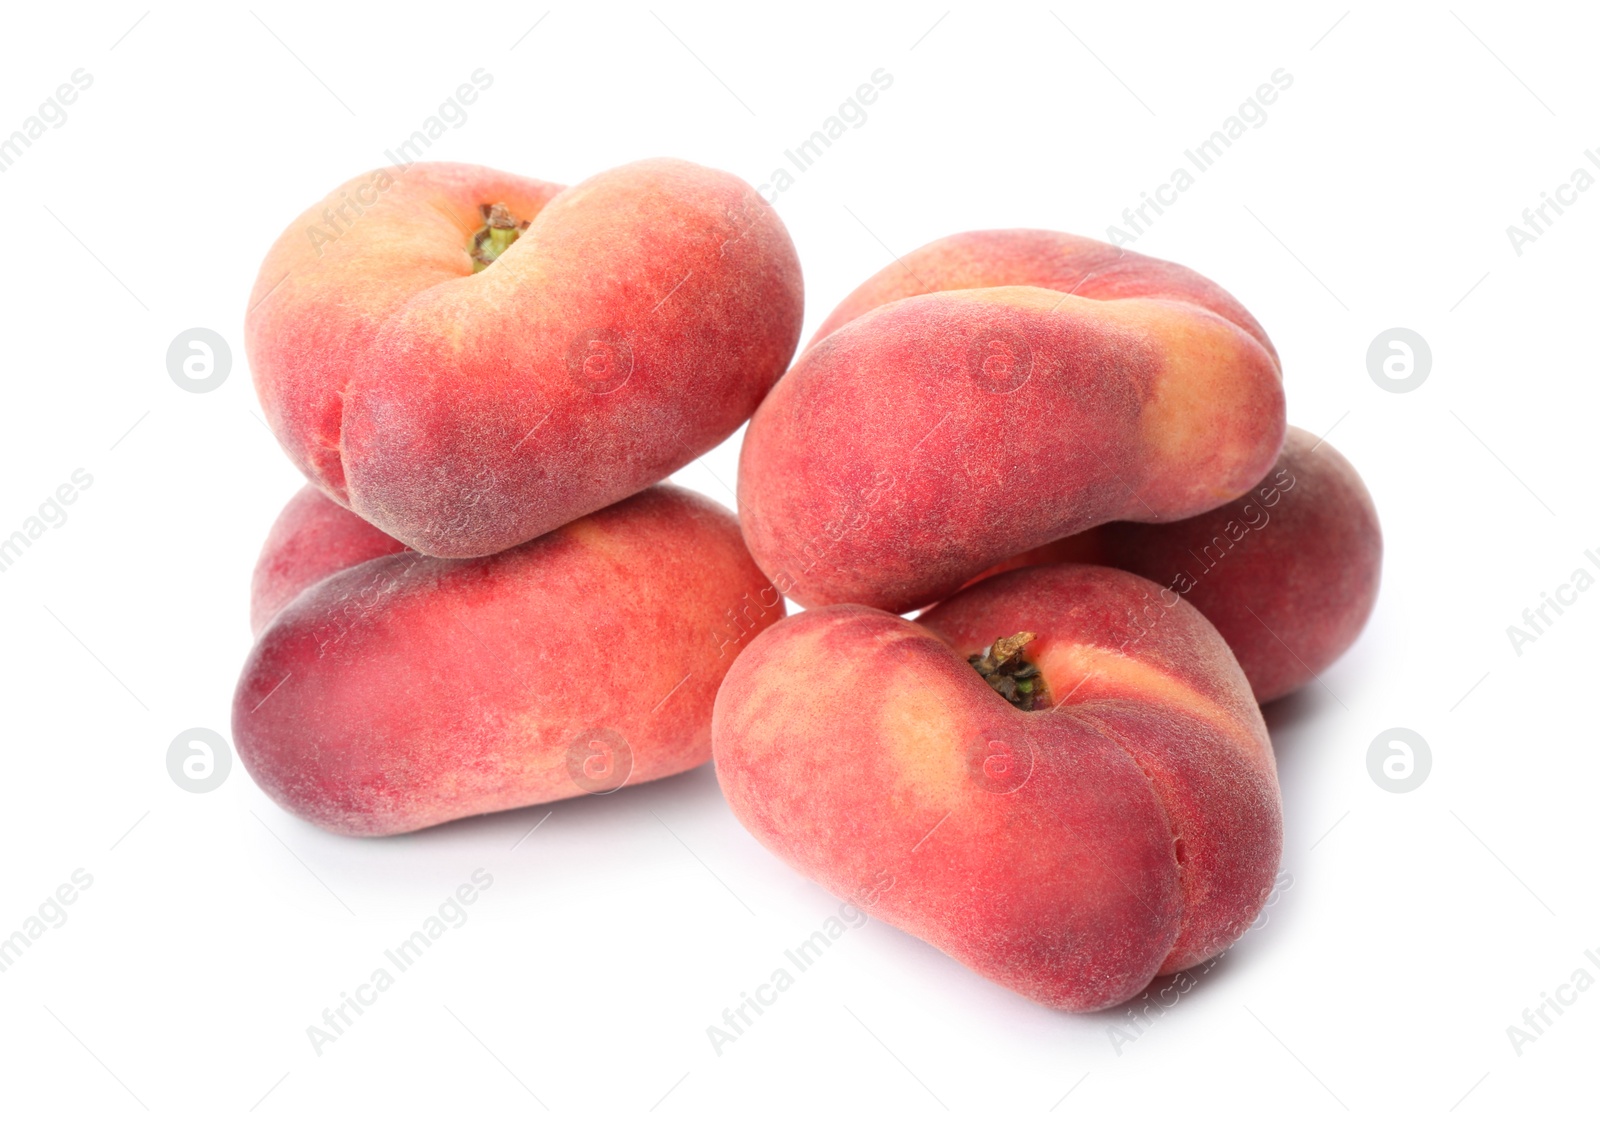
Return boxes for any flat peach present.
[987,427,1381,701]
[712,563,1281,1011]
[234,485,782,835]
[737,229,1283,612]
[249,484,408,636]
[247,159,803,557]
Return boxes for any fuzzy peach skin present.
[712,563,1281,1012]
[737,229,1284,612]
[986,427,1381,703]
[245,158,803,558]
[234,485,783,836]
[249,485,409,636]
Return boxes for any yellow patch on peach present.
[875,677,970,807]
[1123,303,1280,501]
[558,517,621,556]
[952,289,1275,514]
[716,625,841,764]
[502,710,574,772]
[1034,638,1263,757]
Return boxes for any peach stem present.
[968,631,1049,710]
[471,203,525,273]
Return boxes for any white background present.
[0,2,1594,1118]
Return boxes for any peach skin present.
[234,485,783,836]
[246,159,803,558]
[987,427,1381,702]
[249,484,408,636]
[712,563,1282,1012]
[736,229,1284,612]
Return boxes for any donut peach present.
[985,427,1381,702]
[712,563,1281,1012]
[249,485,408,636]
[736,229,1284,612]
[234,485,782,836]
[246,159,803,557]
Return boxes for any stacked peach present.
[717,230,1381,1010]
[234,177,1382,1015]
[238,484,780,835]
[234,159,802,835]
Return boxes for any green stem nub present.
[471,203,529,272]
[969,631,1050,711]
